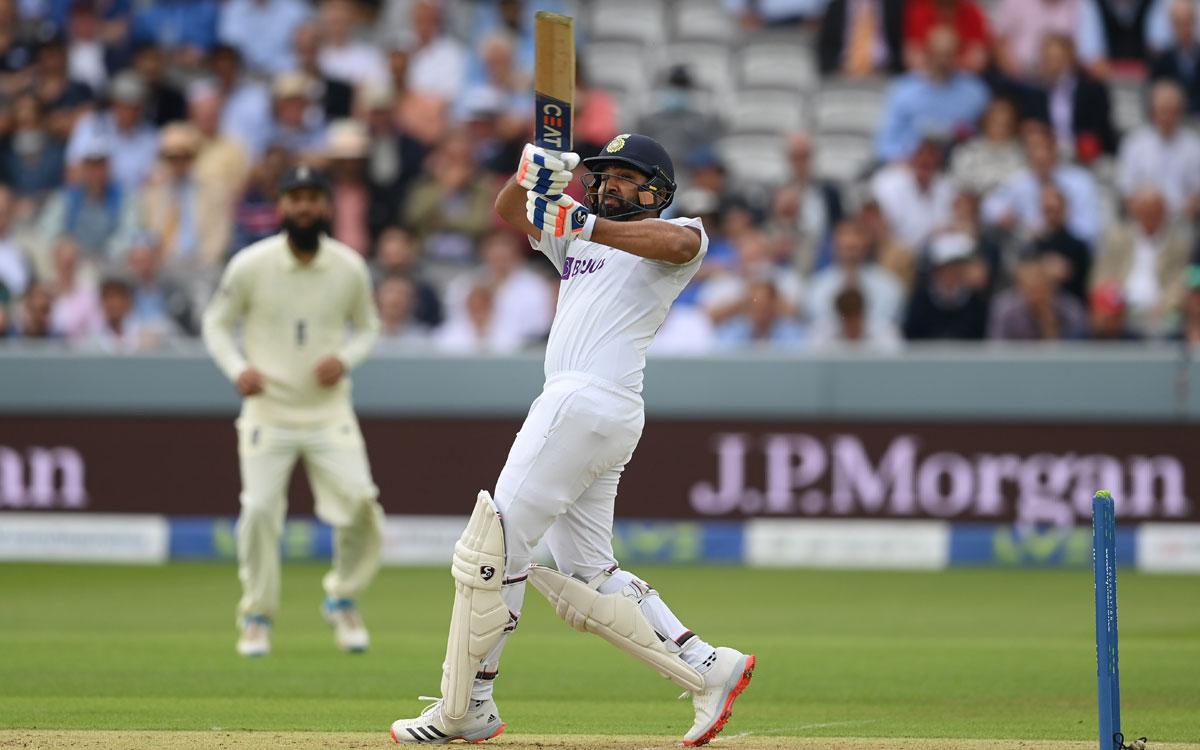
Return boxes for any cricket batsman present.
[389,134,755,746]
[202,165,384,657]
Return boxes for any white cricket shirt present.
[532,216,708,394]
[202,232,380,427]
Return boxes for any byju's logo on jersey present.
[561,256,606,281]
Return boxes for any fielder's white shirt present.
[531,216,708,394]
[202,233,380,427]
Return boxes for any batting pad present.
[527,565,705,692]
[441,491,509,720]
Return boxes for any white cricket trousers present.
[474,372,708,696]
[235,416,384,619]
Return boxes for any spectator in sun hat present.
[66,70,159,191]
[903,231,990,340]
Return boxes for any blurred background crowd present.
[1,0,1200,353]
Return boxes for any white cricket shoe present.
[390,697,505,744]
[236,615,271,657]
[322,598,369,652]
[682,647,756,746]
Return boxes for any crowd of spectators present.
[1,0,1200,354]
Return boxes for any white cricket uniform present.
[202,232,384,620]
[475,215,708,690]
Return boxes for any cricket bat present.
[534,11,575,156]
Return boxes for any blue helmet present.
[581,133,677,220]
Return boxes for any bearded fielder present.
[389,134,755,746]
[202,166,384,657]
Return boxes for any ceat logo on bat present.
[538,96,567,149]
[605,134,629,153]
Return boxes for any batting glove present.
[526,191,596,240]
[517,143,580,196]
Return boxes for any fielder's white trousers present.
[476,372,648,685]
[234,416,384,619]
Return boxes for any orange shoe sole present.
[682,654,756,747]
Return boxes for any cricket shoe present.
[236,615,271,657]
[390,697,505,744]
[682,647,756,746]
[322,597,369,652]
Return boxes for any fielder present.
[202,166,384,657]
[390,134,755,746]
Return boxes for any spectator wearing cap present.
[66,71,159,191]
[1027,184,1091,304]
[769,133,844,275]
[988,255,1088,340]
[217,0,309,76]
[1,92,67,199]
[982,124,1100,246]
[817,0,905,77]
[949,97,1025,196]
[1022,34,1116,161]
[902,232,990,339]
[317,0,388,88]
[47,234,101,340]
[714,278,808,350]
[636,65,723,164]
[294,21,354,121]
[869,138,955,249]
[130,43,187,126]
[873,26,989,163]
[324,119,372,255]
[401,130,495,271]
[1116,80,1200,220]
[806,219,904,329]
[137,122,227,268]
[266,71,328,156]
[370,226,441,326]
[1091,187,1191,336]
[991,0,1105,80]
[811,285,903,351]
[459,88,522,177]
[903,0,990,73]
[404,0,468,102]
[130,0,218,64]
[1150,0,1200,112]
[375,273,429,348]
[360,85,428,226]
[36,135,136,259]
[1089,283,1142,341]
[0,186,31,297]
[209,44,272,160]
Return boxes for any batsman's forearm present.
[589,217,699,265]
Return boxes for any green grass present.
[1,563,1198,742]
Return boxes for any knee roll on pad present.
[527,565,704,692]
[441,491,509,720]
